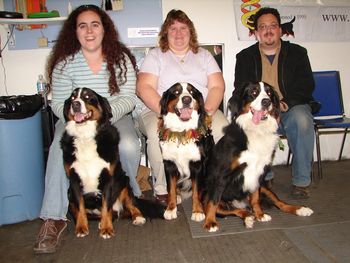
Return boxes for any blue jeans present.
[39,114,141,220]
[265,104,314,187]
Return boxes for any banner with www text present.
[234,1,350,42]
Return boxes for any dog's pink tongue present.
[180,108,193,121]
[252,110,264,124]
[74,113,85,123]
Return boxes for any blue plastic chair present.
[312,71,350,178]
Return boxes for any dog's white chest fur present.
[66,120,109,194]
[237,115,279,193]
[160,140,201,182]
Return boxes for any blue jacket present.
[234,40,315,108]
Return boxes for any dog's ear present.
[196,89,206,116]
[268,85,281,120]
[193,87,207,125]
[63,97,71,122]
[159,89,170,115]
[228,83,247,121]
[270,87,280,109]
[99,95,113,122]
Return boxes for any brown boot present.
[34,219,67,254]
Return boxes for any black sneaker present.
[290,185,310,199]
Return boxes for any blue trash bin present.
[0,95,44,225]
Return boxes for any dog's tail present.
[134,198,166,219]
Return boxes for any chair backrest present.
[312,71,344,118]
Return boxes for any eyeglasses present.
[257,23,279,31]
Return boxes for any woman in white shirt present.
[136,9,228,203]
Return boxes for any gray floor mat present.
[182,162,350,238]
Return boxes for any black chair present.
[312,71,350,179]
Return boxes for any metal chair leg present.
[315,126,323,179]
[338,128,348,161]
[144,136,149,167]
[287,149,292,166]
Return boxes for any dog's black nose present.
[261,98,271,108]
[182,96,192,106]
[72,101,81,112]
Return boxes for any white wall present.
[0,0,349,163]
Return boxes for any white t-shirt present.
[139,47,221,100]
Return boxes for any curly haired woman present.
[34,5,141,253]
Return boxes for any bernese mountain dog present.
[61,87,164,239]
[203,82,313,232]
[158,82,214,221]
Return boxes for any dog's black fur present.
[158,82,214,222]
[202,82,313,232]
[281,16,295,37]
[61,87,164,239]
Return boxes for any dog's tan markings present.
[167,98,179,113]
[109,163,115,176]
[203,201,219,231]
[167,176,177,210]
[67,113,75,121]
[242,102,251,114]
[216,206,250,219]
[75,196,89,237]
[99,196,114,238]
[249,190,265,220]
[191,179,204,214]
[85,104,101,121]
[119,187,144,221]
[230,157,240,170]
[161,129,170,141]
[64,164,72,176]
[260,187,301,214]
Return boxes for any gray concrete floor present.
[1,160,350,263]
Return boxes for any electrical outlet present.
[6,29,15,48]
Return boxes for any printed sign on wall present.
[234,0,350,42]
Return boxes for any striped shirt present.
[51,50,137,124]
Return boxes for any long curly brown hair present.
[158,9,199,53]
[46,4,137,95]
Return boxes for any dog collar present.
[158,115,212,145]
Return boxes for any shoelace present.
[37,220,57,240]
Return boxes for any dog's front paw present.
[132,216,146,225]
[191,212,205,222]
[244,216,255,228]
[256,214,272,222]
[76,226,89,237]
[203,221,219,232]
[164,207,177,220]
[296,207,313,216]
[99,228,115,239]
